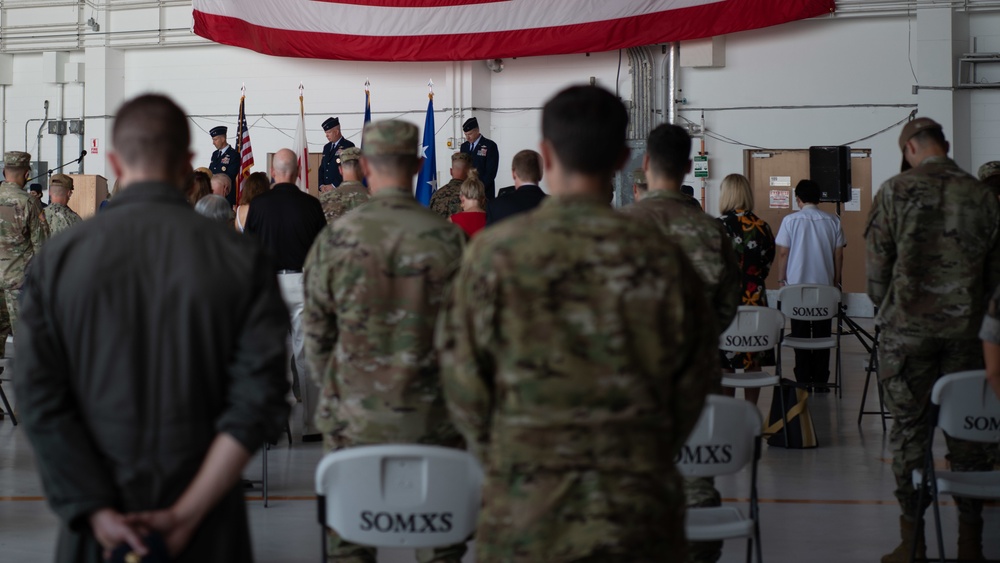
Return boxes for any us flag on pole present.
[193,0,835,62]
[235,94,254,205]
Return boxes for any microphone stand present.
[27,151,88,185]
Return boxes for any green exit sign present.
[693,155,708,178]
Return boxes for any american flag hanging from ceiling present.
[192,0,835,62]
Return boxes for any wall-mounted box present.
[680,36,726,68]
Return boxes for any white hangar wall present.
[0,2,996,213]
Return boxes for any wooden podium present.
[66,175,108,220]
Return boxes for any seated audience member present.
[486,149,546,225]
[235,172,269,233]
[438,85,716,562]
[195,194,235,227]
[450,171,488,238]
[430,152,472,218]
[210,174,232,201]
[187,171,212,206]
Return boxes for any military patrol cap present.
[337,147,362,164]
[632,168,646,185]
[4,151,31,168]
[898,118,942,151]
[50,173,74,190]
[978,161,1000,182]
[362,120,420,157]
[462,117,479,132]
[209,126,227,138]
[28,184,42,195]
[323,117,341,131]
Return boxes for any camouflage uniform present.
[319,148,370,224]
[621,188,741,563]
[978,160,1000,198]
[429,178,463,219]
[866,154,1000,524]
[0,152,50,338]
[438,194,718,562]
[43,203,82,236]
[302,121,467,563]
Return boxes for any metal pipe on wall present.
[665,42,679,125]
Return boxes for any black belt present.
[276,269,302,275]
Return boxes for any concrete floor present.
[1,319,997,562]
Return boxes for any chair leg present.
[930,475,945,562]
[745,537,753,563]
[858,363,873,426]
[286,420,293,446]
[779,383,790,448]
[263,442,269,508]
[0,384,16,426]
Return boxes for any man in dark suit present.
[244,149,327,443]
[487,149,546,226]
[318,117,356,191]
[208,126,239,207]
[460,117,499,201]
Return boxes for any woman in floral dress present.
[717,173,776,405]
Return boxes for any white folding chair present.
[678,395,764,563]
[776,284,843,397]
[315,444,482,558]
[911,370,1000,563]
[720,306,787,445]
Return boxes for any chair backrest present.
[777,284,841,321]
[315,444,483,548]
[676,395,762,478]
[719,306,785,353]
[931,370,1000,444]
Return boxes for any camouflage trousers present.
[878,332,999,519]
[323,435,468,563]
[474,467,686,562]
[684,477,722,563]
[2,288,17,345]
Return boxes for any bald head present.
[210,174,231,197]
[271,149,299,184]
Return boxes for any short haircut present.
[211,174,231,189]
[460,170,486,208]
[542,85,628,175]
[795,179,822,204]
[911,127,948,150]
[511,150,542,183]
[450,152,472,172]
[340,159,361,175]
[719,174,754,214]
[365,154,421,175]
[646,124,692,183]
[241,172,270,205]
[49,182,71,197]
[112,94,191,174]
[194,194,233,224]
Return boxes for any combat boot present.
[957,515,985,561]
[881,515,926,563]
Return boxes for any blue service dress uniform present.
[460,135,500,200]
[210,145,240,206]
[318,138,356,188]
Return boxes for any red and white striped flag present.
[235,91,254,205]
[293,84,309,192]
[193,0,835,62]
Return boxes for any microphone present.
[80,150,87,159]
